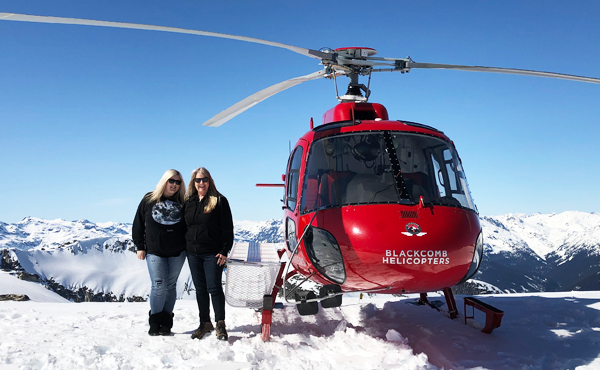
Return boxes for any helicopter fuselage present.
[282,102,483,295]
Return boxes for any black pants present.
[187,253,225,323]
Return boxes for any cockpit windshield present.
[300,131,476,213]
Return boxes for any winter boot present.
[215,320,228,341]
[148,311,161,336]
[158,312,174,336]
[191,321,214,340]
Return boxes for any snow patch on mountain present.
[0,270,68,302]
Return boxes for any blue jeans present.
[146,251,187,315]
[187,253,225,322]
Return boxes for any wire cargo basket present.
[225,242,283,309]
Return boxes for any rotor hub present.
[323,48,376,102]
[334,47,378,59]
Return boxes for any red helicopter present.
[3,13,599,340]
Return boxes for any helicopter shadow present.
[354,294,600,370]
[221,294,600,368]
[231,305,357,343]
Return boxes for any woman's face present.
[163,174,182,198]
[194,172,210,198]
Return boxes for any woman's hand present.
[216,253,227,266]
[137,250,147,260]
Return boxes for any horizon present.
[2,209,600,225]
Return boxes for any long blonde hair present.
[146,169,186,204]
[186,167,219,213]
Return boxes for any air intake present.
[400,211,418,219]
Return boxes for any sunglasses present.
[194,177,210,184]
[168,179,182,185]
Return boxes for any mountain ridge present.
[1,211,598,301]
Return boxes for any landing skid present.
[406,289,459,319]
[260,250,292,341]
[259,250,390,341]
[405,298,445,309]
[258,253,460,341]
[407,290,504,334]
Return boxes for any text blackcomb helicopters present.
[3,13,599,340]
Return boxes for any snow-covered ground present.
[2,272,600,370]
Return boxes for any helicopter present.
[2,12,600,341]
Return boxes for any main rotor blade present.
[0,12,326,60]
[409,62,600,84]
[370,60,600,84]
[203,69,335,127]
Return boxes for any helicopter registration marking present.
[383,250,449,265]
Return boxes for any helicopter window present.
[300,133,401,213]
[286,146,304,211]
[431,155,447,197]
[444,148,476,210]
[391,133,475,211]
[285,217,298,254]
[444,149,458,191]
[300,131,476,213]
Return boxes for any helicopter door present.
[285,145,304,212]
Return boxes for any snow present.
[7,236,159,300]
[2,270,600,370]
[0,271,68,303]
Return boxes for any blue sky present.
[1,0,599,224]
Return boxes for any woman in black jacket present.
[132,169,187,336]
[184,167,234,341]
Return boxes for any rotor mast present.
[322,47,379,103]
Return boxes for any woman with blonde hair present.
[184,167,234,341]
[132,169,187,336]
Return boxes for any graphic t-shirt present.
[152,199,183,225]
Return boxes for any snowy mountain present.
[0,217,283,251]
[1,212,599,302]
[233,219,284,243]
[0,217,284,302]
[475,212,600,292]
[0,217,132,251]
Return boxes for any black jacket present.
[183,193,234,257]
[132,192,186,257]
